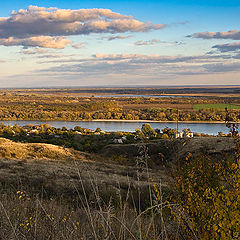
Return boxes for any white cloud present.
[203,62,240,72]
[21,48,50,54]
[188,30,240,40]
[212,42,240,52]
[134,39,184,46]
[4,52,240,87]
[0,6,165,48]
[0,36,72,49]
[72,42,87,49]
[100,35,131,41]
[37,53,240,77]
[135,39,161,46]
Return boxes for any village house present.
[174,131,194,138]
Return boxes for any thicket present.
[169,123,240,239]
[0,94,239,122]
[0,123,186,154]
[1,106,239,122]
[0,123,142,153]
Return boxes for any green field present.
[194,104,240,110]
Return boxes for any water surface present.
[1,120,230,135]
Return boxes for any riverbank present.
[91,119,237,124]
[1,119,238,124]
[0,119,233,135]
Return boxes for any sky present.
[0,0,240,87]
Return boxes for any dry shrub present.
[0,174,169,240]
[169,123,240,239]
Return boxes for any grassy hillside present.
[0,138,85,160]
[0,135,238,239]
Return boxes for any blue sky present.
[0,0,239,87]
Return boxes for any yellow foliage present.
[169,124,240,239]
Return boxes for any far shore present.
[1,119,238,124]
[91,119,237,124]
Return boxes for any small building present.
[75,131,82,135]
[122,136,127,141]
[174,131,193,138]
[29,129,38,134]
[113,139,123,144]
[184,132,193,138]
[174,132,184,138]
[94,132,101,135]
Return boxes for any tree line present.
[0,106,239,122]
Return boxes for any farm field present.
[194,103,240,110]
[0,88,240,122]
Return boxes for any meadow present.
[194,103,240,110]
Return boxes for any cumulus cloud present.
[188,30,240,40]
[0,6,165,48]
[0,36,72,49]
[212,42,240,52]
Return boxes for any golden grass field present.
[0,137,85,161]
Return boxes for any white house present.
[174,131,193,138]
[174,132,184,138]
[113,139,123,144]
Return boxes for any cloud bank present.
[37,52,240,77]
[188,30,240,40]
[0,5,165,48]
[212,42,240,52]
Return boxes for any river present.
[0,120,232,135]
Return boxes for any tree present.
[95,128,101,132]
[141,124,155,137]
[74,126,84,132]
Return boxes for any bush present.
[170,124,240,239]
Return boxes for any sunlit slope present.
[0,138,85,160]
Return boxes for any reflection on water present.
[0,120,230,135]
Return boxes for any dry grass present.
[0,135,237,239]
[0,138,85,161]
[0,180,171,240]
[0,154,171,239]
